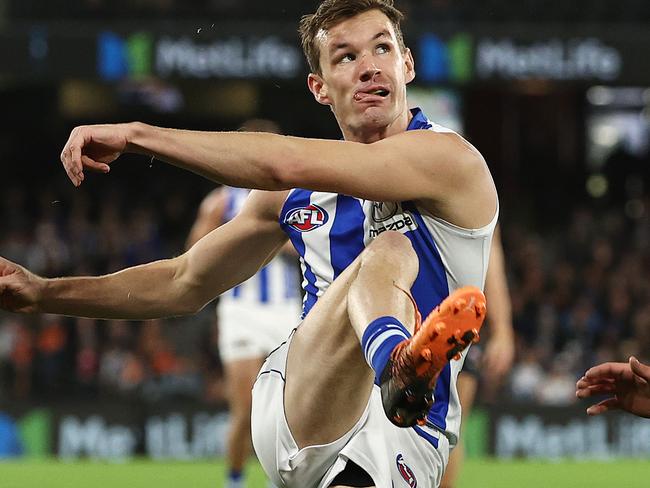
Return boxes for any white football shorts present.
[251,331,451,488]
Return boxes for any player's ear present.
[308,73,331,105]
[404,48,415,84]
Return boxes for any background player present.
[186,119,301,488]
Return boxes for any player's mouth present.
[354,85,390,102]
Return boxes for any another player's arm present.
[186,187,227,250]
[0,191,288,320]
[61,126,496,228]
[482,225,515,382]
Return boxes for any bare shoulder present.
[377,129,497,228]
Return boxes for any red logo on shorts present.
[284,204,329,232]
[396,454,417,488]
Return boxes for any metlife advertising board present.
[57,404,230,460]
[415,29,648,84]
[489,406,650,460]
[2,21,650,84]
[0,401,229,461]
[2,402,649,461]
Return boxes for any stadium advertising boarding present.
[97,31,303,81]
[56,406,230,460]
[1,22,650,84]
[417,33,630,83]
[489,406,650,459]
[0,402,229,461]
[4,402,650,461]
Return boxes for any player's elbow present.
[170,258,209,315]
[264,137,311,190]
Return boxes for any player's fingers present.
[69,143,85,181]
[586,398,619,416]
[630,357,650,383]
[60,145,78,186]
[61,145,83,186]
[584,362,627,379]
[576,376,614,388]
[576,383,615,398]
[81,155,111,173]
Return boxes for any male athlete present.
[0,1,498,486]
[187,121,301,488]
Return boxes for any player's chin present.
[360,106,393,125]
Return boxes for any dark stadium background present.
[1,0,649,479]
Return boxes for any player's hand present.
[482,329,515,386]
[60,124,130,187]
[0,256,45,313]
[576,357,650,418]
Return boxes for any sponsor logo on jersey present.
[371,201,399,222]
[369,202,418,238]
[284,204,329,232]
[396,454,417,488]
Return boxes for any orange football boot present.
[380,286,486,427]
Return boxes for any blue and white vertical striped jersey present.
[278,108,498,444]
[221,187,301,308]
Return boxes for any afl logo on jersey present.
[396,454,417,488]
[285,204,329,232]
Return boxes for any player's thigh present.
[284,253,375,446]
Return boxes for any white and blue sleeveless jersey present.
[278,108,498,444]
[221,187,301,308]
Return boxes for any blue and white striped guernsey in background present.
[222,187,301,307]
[278,107,498,446]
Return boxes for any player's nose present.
[358,55,381,82]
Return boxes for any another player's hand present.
[482,329,515,386]
[0,257,45,313]
[60,124,130,186]
[576,357,650,419]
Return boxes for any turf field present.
[1,458,648,488]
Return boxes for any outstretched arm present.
[0,191,288,320]
[60,124,496,229]
[576,357,650,418]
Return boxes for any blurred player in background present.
[186,120,301,488]
[440,225,514,488]
[576,357,650,418]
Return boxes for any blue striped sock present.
[361,316,410,384]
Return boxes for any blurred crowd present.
[0,171,648,408]
[6,0,650,23]
[504,199,650,406]
[0,179,226,406]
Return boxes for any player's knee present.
[364,231,418,273]
[368,231,413,255]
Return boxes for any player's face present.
[308,9,415,141]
